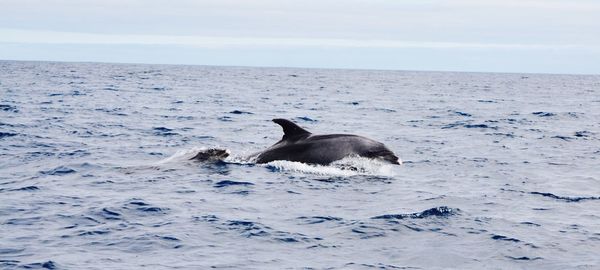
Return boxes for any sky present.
[0,0,599,74]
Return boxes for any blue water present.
[1,60,599,269]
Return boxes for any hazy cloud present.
[1,28,591,51]
[0,0,598,73]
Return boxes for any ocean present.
[1,60,599,269]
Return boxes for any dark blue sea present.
[1,60,599,269]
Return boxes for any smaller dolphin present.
[190,148,229,161]
[254,119,401,165]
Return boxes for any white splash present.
[264,156,397,177]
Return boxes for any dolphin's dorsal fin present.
[272,119,311,140]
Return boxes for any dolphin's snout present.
[388,157,402,165]
[380,153,401,165]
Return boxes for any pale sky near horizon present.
[1,0,599,74]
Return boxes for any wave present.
[372,206,459,220]
[158,147,397,176]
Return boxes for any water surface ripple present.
[1,61,599,269]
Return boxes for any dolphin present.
[190,148,229,161]
[253,119,401,165]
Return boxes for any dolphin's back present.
[255,134,399,165]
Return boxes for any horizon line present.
[2,58,598,76]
